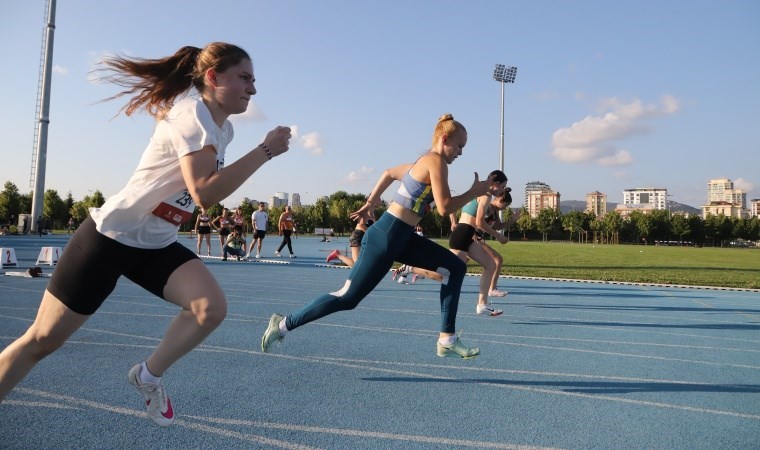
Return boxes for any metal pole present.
[499,80,505,174]
[30,0,56,233]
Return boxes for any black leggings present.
[276,230,293,253]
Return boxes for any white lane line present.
[3,400,82,410]
[192,343,760,421]
[281,355,760,421]
[181,415,560,450]
[3,316,758,371]
[304,355,759,386]
[11,388,318,450]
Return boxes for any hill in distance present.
[558,200,701,216]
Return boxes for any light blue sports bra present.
[392,171,435,217]
[461,198,479,217]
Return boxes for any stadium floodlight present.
[493,64,517,174]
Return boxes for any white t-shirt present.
[252,210,268,231]
[91,97,232,249]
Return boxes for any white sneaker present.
[127,364,174,427]
[488,289,508,297]
[289,254,296,258]
[255,253,261,258]
[392,265,411,281]
[274,251,281,257]
[476,304,503,316]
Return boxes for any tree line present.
[1,180,757,247]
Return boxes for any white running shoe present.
[488,289,508,297]
[392,265,411,281]
[274,251,281,257]
[127,364,174,427]
[476,304,504,316]
[255,253,261,258]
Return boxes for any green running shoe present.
[436,337,479,359]
[261,313,285,352]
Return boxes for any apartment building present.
[613,188,667,218]
[525,181,560,218]
[585,191,607,217]
[701,178,748,218]
[291,193,302,209]
[269,192,289,208]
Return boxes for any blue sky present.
[1,0,758,208]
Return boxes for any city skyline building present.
[614,187,668,218]
[269,192,289,208]
[524,181,560,218]
[585,191,607,217]
[702,178,748,219]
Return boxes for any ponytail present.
[98,42,249,119]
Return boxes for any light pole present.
[493,64,517,174]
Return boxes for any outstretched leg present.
[0,291,89,401]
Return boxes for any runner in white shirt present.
[248,202,269,258]
[0,42,291,427]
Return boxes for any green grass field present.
[430,240,760,290]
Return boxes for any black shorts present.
[449,223,476,251]
[47,217,199,315]
[349,229,365,247]
[219,227,230,237]
[254,230,266,240]
[197,225,211,235]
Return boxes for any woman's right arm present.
[427,155,492,215]
[350,163,412,220]
[180,126,291,208]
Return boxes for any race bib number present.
[152,190,195,225]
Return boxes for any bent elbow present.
[189,187,215,210]
[437,204,454,216]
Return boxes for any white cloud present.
[552,95,680,166]
[229,101,266,123]
[597,150,633,166]
[345,166,375,184]
[294,128,324,156]
[734,178,754,192]
[301,133,324,156]
[52,65,68,75]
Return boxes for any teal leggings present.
[285,213,466,333]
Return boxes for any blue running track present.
[1,234,759,449]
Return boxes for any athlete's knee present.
[330,280,362,310]
[482,257,497,272]
[191,294,227,329]
[24,330,66,360]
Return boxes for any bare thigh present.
[162,259,226,312]
[28,290,91,346]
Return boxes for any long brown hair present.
[98,42,250,119]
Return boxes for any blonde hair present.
[432,113,466,148]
